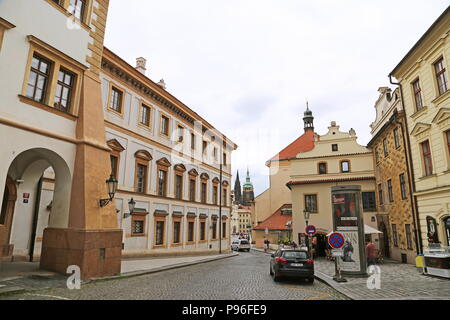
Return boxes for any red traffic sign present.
[328,232,345,249]
[305,225,316,236]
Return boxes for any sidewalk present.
[0,252,238,296]
[252,248,450,300]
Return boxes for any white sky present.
[105,0,449,196]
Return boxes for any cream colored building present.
[389,7,450,249]
[288,122,379,256]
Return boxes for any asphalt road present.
[0,250,348,300]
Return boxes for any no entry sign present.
[328,232,345,249]
[305,225,316,236]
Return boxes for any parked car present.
[269,249,314,283]
[231,239,251,252]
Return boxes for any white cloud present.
[105,0,449,195]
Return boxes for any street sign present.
[305,225,316,236]
[328,232,345,249]
[332,249,343,257]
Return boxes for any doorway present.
[379,222,390,258]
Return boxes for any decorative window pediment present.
[200,173,210,180]
[222,180,229,187]
[174,164,187,172]
[410,122,431,137]
[212,177,220,184]
[156,157,172,167]
[188,169,199,177]
[107,139,125,152]
[135,150,153,161]
[431,108,450,124]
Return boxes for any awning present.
[326,224,383,236]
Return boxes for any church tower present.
[303,103,314,132]
[242,169,255,206]
[233,170,242,205]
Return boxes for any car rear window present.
[282,251,308,259]
[240,240,249,244]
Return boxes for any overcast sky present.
[105,0,449,196]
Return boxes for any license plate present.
[291,263,303,267]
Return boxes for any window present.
[155,221,165,245]
[318,162,327,174]
[188,221,195,242]
[392,224,398,247]
[340,160,350,173]
[387,179,393,203]
[213,147,218,160]
[69,0,86,21]
[212,221,217,239]
[305,194,318,213]
[375,147,380,163]
[332,144,338,152]
[189,178,196,202]
[394,128,401,149]
[26,55,51,103]
[175,174,183,200]
[378,184,383,205]
[203,141,208,154]
[191,133,196,150]
[362,192,376,211]
[136,164,147,193]
[421,140,433,176]
[110,87,123,113]
[446,130,450,158]
[213,185,218,205]
[54,68,75,112]
[200,222,206,241]
[132,220,144,235]
[435,57,448,95]
[110,155,118,179]
[140,104,151,127]
[223,188,227,206]
[160,115,170,136]
[223,153,227,166]
[383,138,389,157]
[405,224,413,250]
[222,222,227,239]
[157,169,167,197]
[201,182,207,204]
[173,221,181,244]
[412,79,423,111]
[399,173,407,200]
[177,125,184,142]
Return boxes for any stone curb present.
[251,248,355,300]
[0,252,239,297]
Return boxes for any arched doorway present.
[379,222,390,258]
[0,148,72,262]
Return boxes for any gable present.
[410,122,432,137]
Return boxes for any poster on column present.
[338,230,361,272]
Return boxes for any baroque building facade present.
[390,7,450,249]
[0,0,237,278]
[368,87,418,263]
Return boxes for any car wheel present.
[308,277,315,284]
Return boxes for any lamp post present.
[303,209,311,256]
[123,198,136,219]
[99,174,118,207]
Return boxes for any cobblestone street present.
[0,251,348,300]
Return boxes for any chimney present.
[136,57,147,75]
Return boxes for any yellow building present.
[368,87,418,264]
[288,122,379,258]
[389,7,450,249]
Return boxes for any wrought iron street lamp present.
[123,198,136,219]
[99,174,118,207]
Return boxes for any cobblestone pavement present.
[314,257,450,300]
[0,251,348,300]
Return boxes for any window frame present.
[187,219,195,243]
[139,102,152,128]
[387,179,393,203]
[0,17,15,51]
[340,160,350,173]
[107,84,124,116]
[421,140,433,176]
[405,224,413,250]
[362,191,376,212]
[134,150,152,194]
[434,57,448,96]
[131,212,146,237]
[172,218,182,245]
[54,67,76,113]
[378,183,384,206]
[399,173,407,200]
[412,78,424,111]
[160,113,170,137]
[383,138,389,157]
[393,127,401,149]
[392,224,398,247]
[304,194,318,213]
[189,177,196,202]
[153,215,166,248]
[318,162,327,175]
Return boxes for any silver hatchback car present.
[231,239,251,252]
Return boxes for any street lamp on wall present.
[123,198,136,219]
[99,174,118,207]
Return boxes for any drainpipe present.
[389,75,423,254]
[29,176,43,262]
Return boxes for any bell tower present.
[303,102,314,132]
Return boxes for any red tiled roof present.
[286,176,375,188]
[253,204,292,231]
[269,130,316,162]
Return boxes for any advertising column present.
[331,186,367,276]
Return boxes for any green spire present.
[243,168,253,189]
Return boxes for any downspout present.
[389,75,423,254]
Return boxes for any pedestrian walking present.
[365,239,377,266]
